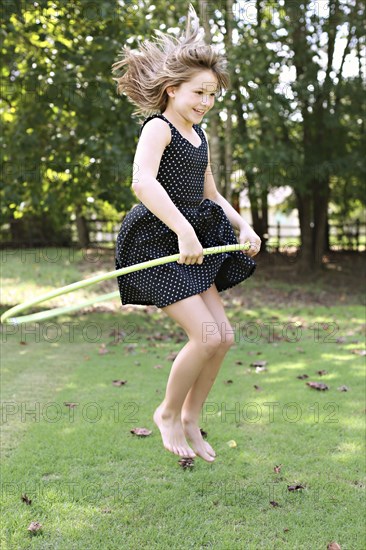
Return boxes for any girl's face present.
[166,70,219,123]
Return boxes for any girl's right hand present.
[177,228,204,265]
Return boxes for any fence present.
[1,217,365,252]
[264,220,366,253]
[78,218,366,253]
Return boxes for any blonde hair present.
[111,4,230,118]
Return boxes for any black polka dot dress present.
[115,113,256,309]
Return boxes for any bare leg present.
[154,293,223,461]
[181,284,235,458]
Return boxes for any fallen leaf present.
[227,440,237,448]
[235,360,243,365]
[27,521,42,533]
[21,494,32,505]
[112,380,127,386]
[20,341,28,346]
[250,360,267,367]
[108,330,126,345]
[297,374,309,379]
[274,465,282,473]
[134,361,141,366]
[109,328,126,338]
[64,402,78,408]
[125,344,137,353]
[270,501,280,507]
[352,349,366,356]
[166,351,179,361]
[327,543,341,550]
[98,344,109,355]
[178,457,195,469]
[287,484,305,491]
[224,379,233,384]
[130,427,152,436]
[256,366,267,373]
[101,508,112,513]
[283,528,289,532]
[337,385,350,392]
[296,347,305,353]
[316,369,328,375]
[153,364,163,369]
[254,385,262,391]
[306,382,329,391]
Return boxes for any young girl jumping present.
[112,4,261,463]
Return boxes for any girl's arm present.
[202,129,261,255]
[132,117,193,236]
[131,118,204,264]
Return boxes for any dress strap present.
[139,113,173,137]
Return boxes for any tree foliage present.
[1,0,364,268]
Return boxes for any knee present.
[199,325,235,357]
[200,332,223,358]
[220,326,235,350]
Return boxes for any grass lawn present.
[1,248,365,549]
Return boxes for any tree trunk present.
[313,179,330,267]
[224,0,233,202]
[75,205,90,248]
[198,0,222,194]
[296,189,313,274]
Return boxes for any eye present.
[195,91,217,96]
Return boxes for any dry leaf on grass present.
[130,427,152,436]
[21,494,32,505]
[287,484,305,491]
[306,382,329,391]
[178,457,194,469]
[112,380,127,386]
[98,344,109,355]
[351,349,365,356]
[250,360,267,367]
[27,521,42,533]
[256,366,267,373]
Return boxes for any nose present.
[200,94,214,107]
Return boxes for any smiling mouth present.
[193,109,205,114]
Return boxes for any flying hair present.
[111,3,230,118]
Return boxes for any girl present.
[112,4,261,463]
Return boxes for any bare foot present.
[181,417,216,462]
[153,404,196,459]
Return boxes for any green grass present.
[1,249,365,549]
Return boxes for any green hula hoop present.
[1,244,250,325]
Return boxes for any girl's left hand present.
[239,225,262,257]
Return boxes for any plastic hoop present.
[1,244,250,325]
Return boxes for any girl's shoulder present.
[138,114,172,148]
[139,113,172,137]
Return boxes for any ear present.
[166,85,176,98]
